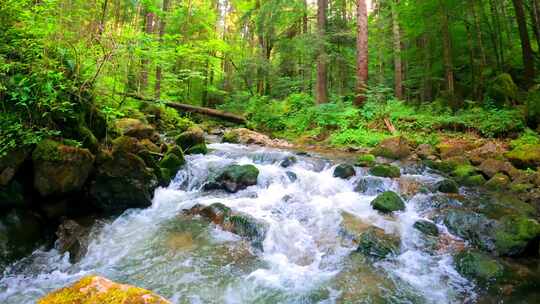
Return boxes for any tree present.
[355,0,368,106]
[512,0,535,87]
[316,0,329,104]
[392,0,403,100]
[155,0,170,99]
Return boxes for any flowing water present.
[0,143,478,303]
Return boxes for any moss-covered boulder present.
[224,214,267,250]
[468,142,505,165]
[462,174,486,187]
[115,118,158,142]
[436,141,472,159]
[454,250,503,285]
[505,144,540,169]
[369,164,401,178]
[333,164,356,179]
[493,215,540,256]
[159,150,186,183]
[441,209,498,252]
[356,227,400,260]
[416,144,436,160]
[436,179,459,194]
[90,150,158,213]
[478,159,515,179]
[372,137,411,160]
[175,126,207,155]
[55,219,89,263]
[356,154,376,167]
[371,191,405,214]
[200,203,232,225]
[485,173,511,191]
[354,177,386,195]
[205,164,259,193]
[222,130,240,143]
[32,140,95,197]
[424,159,457,174]
[37,275,171,304]
[0,209,43,267]
[0,149,29,186]
[413,220,439,237]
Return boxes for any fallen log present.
[125,93,247,124]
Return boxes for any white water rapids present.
[0,143,475,303]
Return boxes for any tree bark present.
[155,0,170,99]
[533,0,540,52]
[355,0,368,106]
[140,10,154,93]
[392,1,403,100]
[512,0,536,88]
[440,1,454,96]
[316,0,329,104]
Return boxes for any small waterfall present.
[0,143,475,303]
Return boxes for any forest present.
[1,0,540,303]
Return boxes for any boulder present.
[398,177,426,197]
[413,220,439,237]
[416,144,436,160]
[224,128,293,148]
[454,250,503,285]
[204,164,259,193]
[286,171,298,182]
[505,144,540,169]
[356,154,376,167]
[424,159,457,174]
[333,164,356,179]
[369,164,401,178]
[485,173,511,191]
[280,156,297,168]
[493,215,540,256]
[487,73,519,105]
[0,181,25,209]
[37,275,171,304]
[354,177,386,195]
[32,140,95,197]
[441,209,498,252]
[90,150,158,213]
[115,118,158,141]
[462,175,486,187]
[436,179,459,194]
[0,149,28,186]
[437,140,475,159]
[371,137,411,160]
[175,126,207,155]
[199,203,232,225]
[224,214,267,250]
[478,159,515,179]
[222,130,240,143]
[159,150,185,183]
[0,209,42,266]
[55,219,89,263]
[468,142,506,165]
[371,191,405,214]
[356,227,400,260]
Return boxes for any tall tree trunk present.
[512,0,536,87]
[421,34,433,102]
[392,1,403,100]
[155,0,170,99]
[140,10,154,93]
[533,0,540,52]
[472,0,486,100]
[316,0,329,104]
[440,1,454,96]
[302,0,310,93]
[355,0,368,106]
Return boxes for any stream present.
[0,142,486,303]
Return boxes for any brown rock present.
[416,144,436,160]
[0,149,28,186]
[436,140,475,159]
[372,137,412,160]
[478,159,515,178]
[468,142,506,165]
[55,219,90,263]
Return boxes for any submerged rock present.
[32,140,95,197]
[55,219,90,263]
[354,176,386,195]
[285,171,298,182]
[356,227,400,260]
[454,250,503,285]
[333,164,356,179]
[280,156,297,168]
[371,191,405,214]
[200,203,232,225]
[413,220,439,237]
[37,275,171,304]
[204,164,259,193]
[372,137,411,160]
[224,214,267,250]
[441,209,498,252]
[369,164,401,178]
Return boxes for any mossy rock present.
[205,164,259,193]
[454,250,503,285]
[440,209,498,252]
[371,137,411,160]
[487,73,519,106]
[32,139,95,197]
[37,275,171,304]
[115,118,157,141]
[436,179,459,194]
[424,160,457,174]
[225,214,267,250]
[505,144,540,169]
[0,181,25,209]
[90,151,158,213]
[493,216,540,256]
[0,209,43,266]
[452,164,477,180]
[371,191,405,214]
[478,159,515,179]
[485,173,510,191]
[159,152,185,183]
[78,125,99,153]
[175,126,206,154]
[356,154,376,167]
[0,149,29,186]
[461,175,486,187]
[333,164,356,179]
[200,203,232,225]
[509,182,534,193]
[185,143,208,155]
[413,220,439,237]
[369,164,401,178]
[222,131,240,143]
[356,227,400,260]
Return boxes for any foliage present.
[510,129,540,149]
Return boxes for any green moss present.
[369,164,401,178]
[485,173,510,191]
[413,220,439,237]
[222,131,239,143]
[356,228,399,260]
[436,179,459,193]
[424,160,457,174]
[494,216,540,256]
[32,139,62,162]
[356,154,376,167]
[452,164,476,179]
[461,174,486,187]
[454,250,503,285]
[371,191,405,214]
[509,183,534,193]
[186,143,208,155]
[505,144,540,169]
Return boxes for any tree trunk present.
[355,0,368,106]
[316,0,329,104]
[392,1,403,100]
[140,10,154,93]
[472,0,486,100]
[155,0,170,99]
[512,0,535,88]
[440,1,454,96]
[533,0,540,52]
